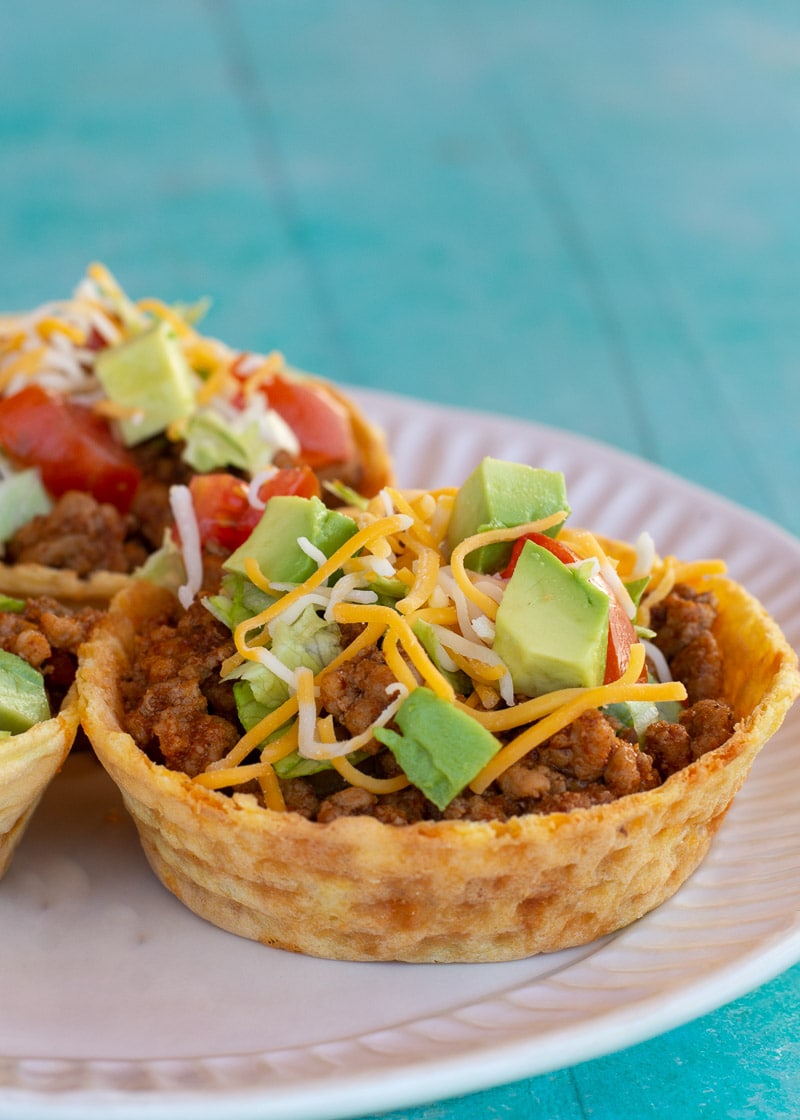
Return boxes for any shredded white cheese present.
[642,639,672,684]
[296,667,408,760]
[169,484,203,609]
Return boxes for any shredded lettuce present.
[134,533,187,592]
[227,604,344,738]
[625,575,650,609]
[323,479,369,510]
[204,571,277,631]
[0,468,52,545]
[602,700,661,742]
[182,399,298,475]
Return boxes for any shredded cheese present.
[449,512,566,620]
[332,601,455,701]
[229,514,413,672]
[187,471,726,814]
[169,484,203,609]
[469,645,686,793]
[296,666,408,760]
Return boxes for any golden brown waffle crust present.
[0,685,81,879]
[77,570,799,962]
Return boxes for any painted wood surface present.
[2,2,799,1117]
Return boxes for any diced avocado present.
[493,539,609,696]
[94,320,196,445]
[0,468,52,543]
[374,687,500,810]
[0,650,50,734]
[446,457,570,573]
[224,496,358,584]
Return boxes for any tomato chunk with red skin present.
[261,374,356,469]
[0,385,140,513]
[602,591,642,682]
[500,531,577,577]
[187,467,320,552]
[500,531,643,684]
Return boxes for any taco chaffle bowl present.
[77,459,800,962]
[0,264,391,605]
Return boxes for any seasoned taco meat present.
[119,582,736,823]
[5,491,145,576]
[0,595,102,708]
[318,643,399,736]
[650,583,724,702]
[121,599,238,777]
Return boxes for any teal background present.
[3,2,799,1117]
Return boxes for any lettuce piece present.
[625,575,650,609]
[204,571,277,632]
[366,574,411,603]
[322,480,369,510]
[273,749,335,779]
[375,687,500,811]
[273,745,370,780]
[182,399,298,475]
[0,468,52,545]
[135,533,187,592]
[0,649,50,733]
[227,604,343,737]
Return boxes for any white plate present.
[2,389,799,1120]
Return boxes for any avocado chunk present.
[447,458,570,573]
[0,468,52,543]
[374,687,500,810]
[224,495,358,584]
[493,540,609,696]
[0,650,50,734]
[94,320,196,445]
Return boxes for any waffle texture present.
[0,685,81,879]
[78,573,800,961]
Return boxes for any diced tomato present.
[500,531,578,577]
[0,385,140,513]
[261,374,355,469]
[501,530,643,684]
[256,464,320,503]
[84,326,109,351]
[187,467,320,552]
[603,593,641,683]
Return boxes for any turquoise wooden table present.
[2,2,799,1118]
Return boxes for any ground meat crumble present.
[0,596,102,711]
[119,581,736,823]
[4,437,191,577]
[4,431,366,579]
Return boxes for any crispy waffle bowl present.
[0,685,80,879]
[0,266,393,605]
[77,563,800,963]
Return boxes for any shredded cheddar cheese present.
[183,464,726,815]
[449,512,567,621]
